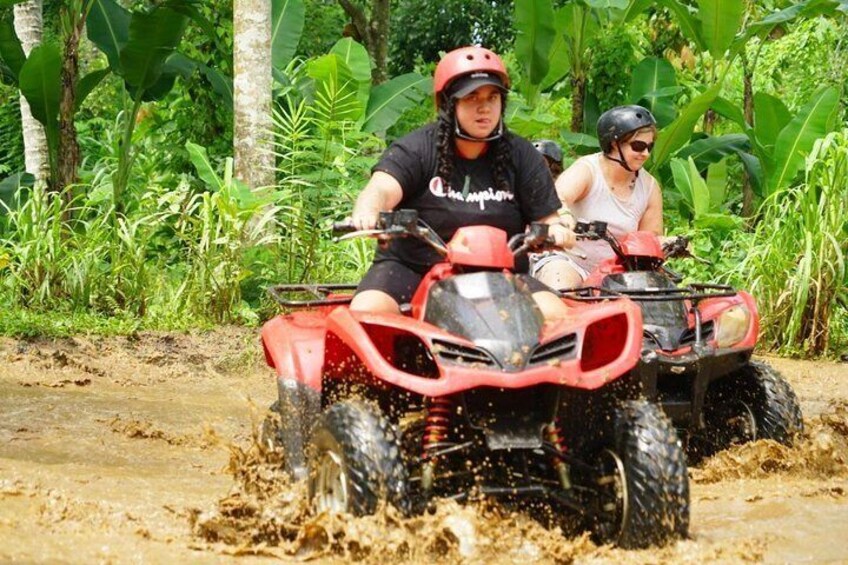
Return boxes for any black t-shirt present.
[372,123,559,271]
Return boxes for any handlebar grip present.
[332,222,356,235]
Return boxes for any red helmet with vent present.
[433,46,509,107]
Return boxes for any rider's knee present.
[350,290,401,315]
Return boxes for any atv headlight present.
[714,305,751,347]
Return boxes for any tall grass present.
[736,130,848,356]
[1,159,279,326]
[175,160,281,322]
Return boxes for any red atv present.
[569,221,803,459]
[260,210,689,548]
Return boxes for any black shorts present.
[356,259,425,305]
[356,259,552,305]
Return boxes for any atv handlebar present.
[334,210,449,255]
[332,222,357,235]
[334,210,568,260]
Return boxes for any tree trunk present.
[338,0,390,85]
[570,74,585,133]
[56,2,87,199]
[13,0,49,186]
[233,0,274,190]
[741,49,755,218]
[368,0,389,84]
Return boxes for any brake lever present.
[335,229,384,242]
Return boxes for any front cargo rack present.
[560,283,737,303]
[268,284,357,307]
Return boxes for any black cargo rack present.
[557,287,627,301]
[561,283,737,303]
[267,284,358,307]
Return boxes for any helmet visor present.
[448,72,507,99]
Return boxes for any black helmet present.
[596,105,656,153]
[532,139,563,165]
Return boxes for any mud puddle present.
[1,331,847,563]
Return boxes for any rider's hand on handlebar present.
[548,222,576,249]
[350,207,381,231]
[661,235,691,257]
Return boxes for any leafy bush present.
[733,130,848,356]
[0,88,24,177]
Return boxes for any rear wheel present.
[587,400,689,549]
[308,400,409,515]
[695,361,804,458]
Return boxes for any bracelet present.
[557,210,576,230]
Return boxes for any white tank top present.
[569,153,654,274]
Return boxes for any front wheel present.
[695,361,804,458]
[308,401,409,516]
[586,400,690,549]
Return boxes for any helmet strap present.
[603,144,634,172]
[454,116,504,142]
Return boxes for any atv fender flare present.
[261,313,326,480]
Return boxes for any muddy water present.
[1,333,846,563]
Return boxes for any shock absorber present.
[421,396,453,494]
[546,419,571,490]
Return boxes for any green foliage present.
[651,83,722,170]
[153,0,234,167]
[734,130,848,356]
[514,0,556,99]
[587,26,638,111]
[179,148,281,323]
[629,57,680,127]
[297,0,346,60]
[0,306,144,337]
[272,0,305,70]
[663,221,752,292]
[389,0,515,75]
[753,18,846,111]
[0,86,23,176]
[272,56,386,285]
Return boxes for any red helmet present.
[434,46,509,106]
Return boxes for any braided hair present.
[436,98,512,193]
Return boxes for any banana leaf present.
[87,0,130,73]
[75,68,110,111]
[515,0,556,96]
[629,57,678,127]
[272,0,304,72]
[120,8,188,93]
[330,38,371,107]
[19,43,61,151]
[697,0,744,58]
[363,73,430,133]
[705,158,728,210]
[767,86,839,195]
[0,16,25,83]
[675,134,750,170]
[650,83,721,170]
[753,92,791,152]
[186,141,223,191]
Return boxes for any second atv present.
[261,210,689,548]
[568,221,804,460]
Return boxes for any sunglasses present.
[628,140,655,153]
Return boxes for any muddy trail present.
[1,329,846,563]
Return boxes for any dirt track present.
[1,329,846,563]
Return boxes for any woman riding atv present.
[531,106,665,290]
[349,46,576,318]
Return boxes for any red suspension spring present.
[422,396,453,457]
[547,418,568,455]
